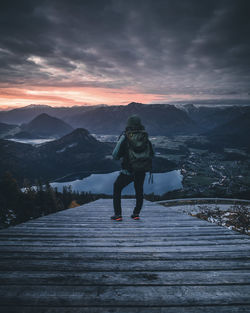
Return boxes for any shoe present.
[131,213,140,220]
[111,215,122,221]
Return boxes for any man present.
[111,115,154,221]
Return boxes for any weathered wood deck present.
[0,199,250,312]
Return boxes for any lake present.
[51,170,183,195]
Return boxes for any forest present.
[0,172,103,228]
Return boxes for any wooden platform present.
[0,199,250,312]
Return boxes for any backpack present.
[126,130,153,172]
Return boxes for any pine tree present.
[0,172,20,225]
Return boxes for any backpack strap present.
[148,171,154,184]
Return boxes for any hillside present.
[205,111,250,149]
[183,104,250,131]
[0,129,117,182]
[0,122,18,138]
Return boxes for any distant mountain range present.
[0,102,198,136]
[1,102,250,137]
[0,102,250,152]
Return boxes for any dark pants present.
[113,172,146,216]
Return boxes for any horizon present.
[1,0,250,110]
[1,100,250,112]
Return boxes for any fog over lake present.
[8,138,56,145]
[51,170,183,195]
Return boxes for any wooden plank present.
[0,234,245,240]
[0,251,250,260]
[0,228,234,235]
[0,259,250,271]
[2,227,236,234]
[0,285,250,306]
[1,305,250,313]
[25,215,199,220]
[20,224,232,229]
[17,222,215,228]
[2,305,250,313]
[0,238,249,247]
[1,244,250,253]
[0,236,248,244]
[1,270,250,286]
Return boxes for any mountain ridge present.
[66,102,198,135]
[1,102,250,137]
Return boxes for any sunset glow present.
[0,86,197,109]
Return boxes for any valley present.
[151,135,250,199]
[0,102,249,199]
[29,133,250,199]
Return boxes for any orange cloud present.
[0,85,199,109]
[0,85,166,108]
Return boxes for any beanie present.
[126,115,143,128]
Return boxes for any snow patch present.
[56,143,78,153]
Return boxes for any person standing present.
[111,115,154,221]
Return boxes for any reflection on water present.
[51,170,183,195]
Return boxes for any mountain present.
[35,128,117,180]
[20,113,74,138]
[40,128,110,154]
[0,128,117,182]
[182,104,250,131]
[205,111,250,149]
[66,102,198,135]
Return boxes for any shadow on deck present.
[0,199,250,312]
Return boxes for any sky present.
[0,0,250,109]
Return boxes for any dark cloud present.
[0,0,250,101]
